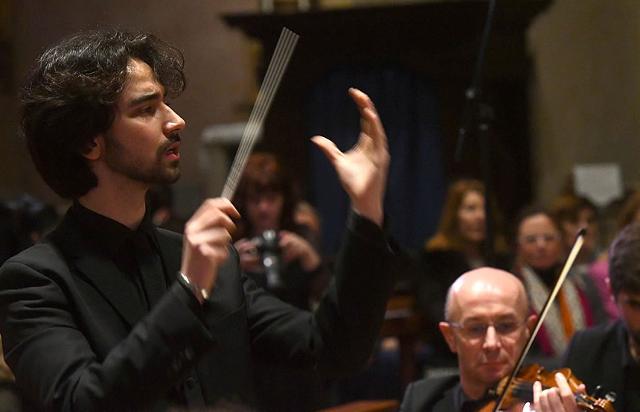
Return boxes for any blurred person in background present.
[0,194,59,264]
[0,194,58,412]
[232,152,331,411]
[513,206,605,359]
[550,194,617,321]
[232,152,328,311]
[146,184,185,233]
[415,178,510,368]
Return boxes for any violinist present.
[400,267,584,412]
[561,222,640,411]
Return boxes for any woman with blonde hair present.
[415,178,509,367]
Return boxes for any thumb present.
[311,135,342,164]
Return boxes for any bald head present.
[444,267,529,322]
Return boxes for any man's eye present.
[466,324,486,335]
[138,106,156,116]
[495,322,518,334]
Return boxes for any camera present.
[252,230,283,289]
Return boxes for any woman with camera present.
[232,152,330,411]
[232,152,327,311]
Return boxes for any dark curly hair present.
[21,30,186,198]
[609,222,640,296]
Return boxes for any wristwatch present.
[178,272,209,303]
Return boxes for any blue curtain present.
[306,65,445,255]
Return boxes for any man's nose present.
[164,104,186,133]
[482,325,500,349]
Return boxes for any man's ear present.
[439,321,458,354]
[82,136,104,160]
[526,314,538,336]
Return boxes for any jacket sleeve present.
[0,257,214,411]
[244,211,395,376]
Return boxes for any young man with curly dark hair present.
[0,30,394,411]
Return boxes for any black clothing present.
[399,374,460,412]
[562,319,640,412]
[400,374,500,412]
[0,206,394,411]
[415,250,471,367]
[72,202,167,311]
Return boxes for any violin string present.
[221,27,299,200]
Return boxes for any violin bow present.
[492,228,586,412]
[221,27,299,200]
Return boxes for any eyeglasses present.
[519,233,560,245]
[447,319,526,341]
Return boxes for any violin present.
[477,364,616,411]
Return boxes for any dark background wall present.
[2,0,640,245]
[0,0,259,213]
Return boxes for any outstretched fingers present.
[311,135,342,165]
[348,88,387,151]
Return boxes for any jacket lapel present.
[50,211,147,328]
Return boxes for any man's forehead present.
[448,268,526,319]
[123,59,164,96]
[458,300,520,321]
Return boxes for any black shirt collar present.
[453,383,493,412]
[70,201,159,258]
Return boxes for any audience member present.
[232,152,327,311]
[550,194,618,321]
[232,152,331,411]
[513,206,605,358]
[415,179,509,367]
[0,194,59,264]
[550,194,600,264]
[146,184,185,232]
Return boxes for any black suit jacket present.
[0,209,394,411]
[562,320,635,411]
[399,375,459,412]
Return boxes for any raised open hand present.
[311,88,389,226]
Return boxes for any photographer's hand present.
[279,230,321,272]
[311,88,389,227]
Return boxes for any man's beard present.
[104,134,181,185]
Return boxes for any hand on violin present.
[532,372,584,412]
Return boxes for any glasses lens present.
[455,320,522,339]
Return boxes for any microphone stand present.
[455,0,497,263]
